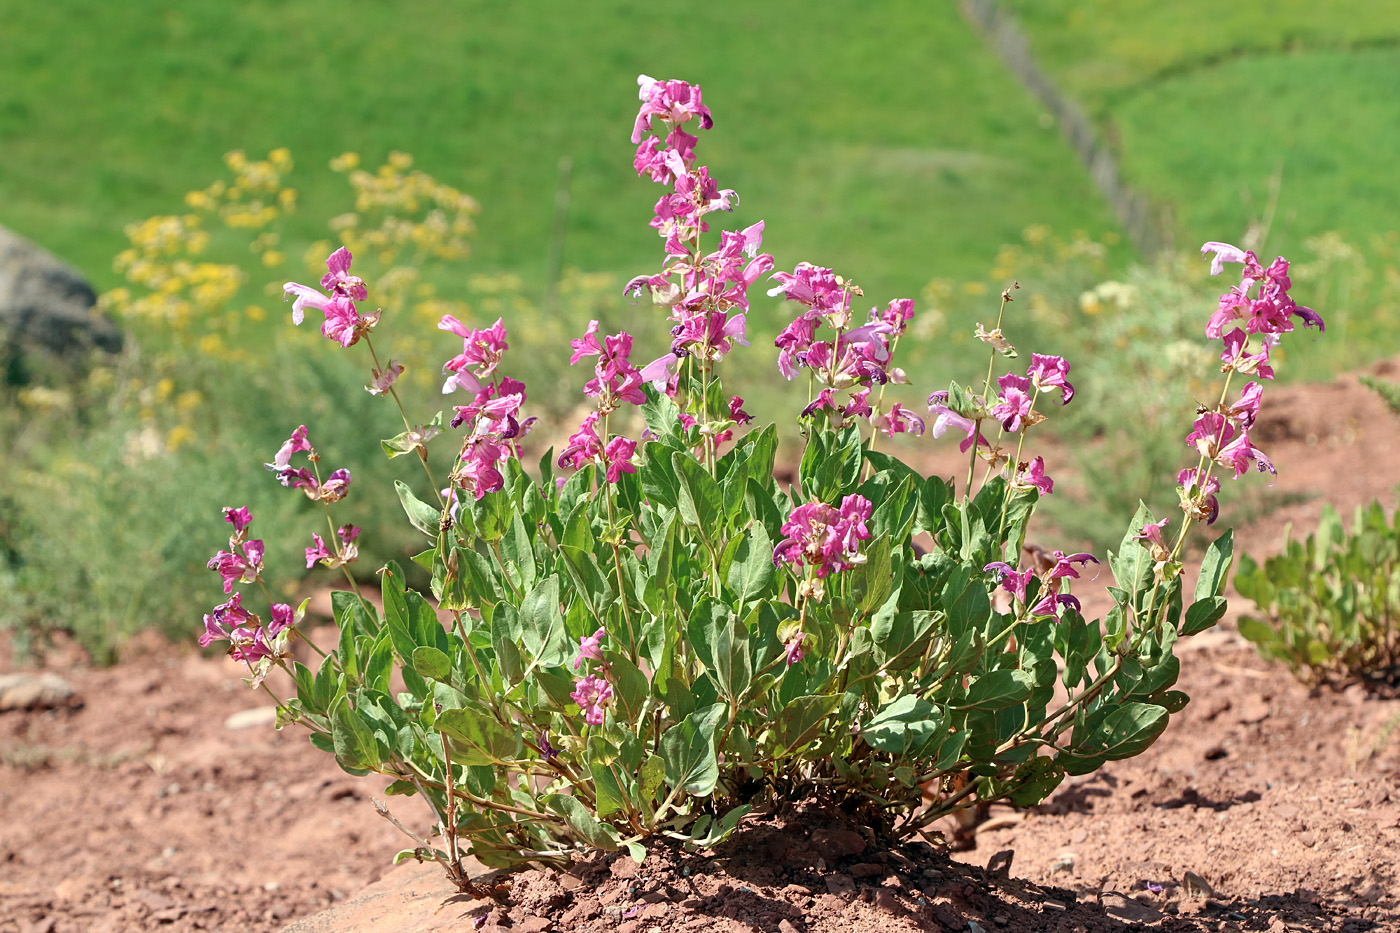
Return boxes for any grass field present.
[0,0,1124,318]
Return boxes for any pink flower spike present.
[573,627,606,670]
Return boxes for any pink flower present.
[1045,550,1098,585]
[1029,592,1081,620]
[784,632,808,666]
[223,506,253,537]
[266,425,313,472]
[207,537,264,594]
[305,533,332,569]
[571,674,614,726]
[991,373,1034,433]
[1225,381,1264,428]
[1133,517,1171,552]
[873,402,925,437]
[200,593,255,648]
[1178,467,1222,525]
[984,562,1034,604]
[773,495,874,579]
[1027,353,1074,404]
[1015,456,1054,495]
[558,412,603,472]
[632,75,713,145]
[573,627,606,670]
[440,317,510,388]
[603,436,638,483]
[1221,328,1275,379]
[319,246,368,301]
[729,396,753,425]
[928,392,989,454]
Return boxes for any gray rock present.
[0,224,121,363]
[0,672,79,711]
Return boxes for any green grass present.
[998,1,1400,373]
[0,0,1125,315]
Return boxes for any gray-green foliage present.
[1236,503,1400,687]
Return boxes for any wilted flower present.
[571,674,614,726]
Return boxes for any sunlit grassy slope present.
[0,0,1124,315]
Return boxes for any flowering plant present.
[200,77,1320,888]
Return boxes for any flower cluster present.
[440,315,532,501]
[772,272,922,431]
[772,495,874,581]
[570,627,613,725]
[622,76,772,445]
[200,507,301,678]
[1172,243,1326,523]
[264,425,353,503]
[557,322,645,483]
[984,550,1098,621]
[283,247,381,347]
[206,506,264,594]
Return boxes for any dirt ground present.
[3,361,1399,932]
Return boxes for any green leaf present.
[726,523,775,605]
[604,651,649,726]
[660,703,725,797]
[637,753,665,808]
[773,694,840,754]
[395,481,441,538]
[1182,595,1228,636]
[437,707,520,766]
[1004,756,1065,807]
[961,670,1034,710]
[331,701,380,775]
[411,645,452,681]
[588,736,627,818]
[1060,702,1169,775]
[711,612,753,703]
[870,609,937,673]
[848,534,894,615]
[547,793,620,850]
[519,575,568,668]
[1237,615,1279,646]
[673,451,724,539]
[862,695,946,755]
[1194,528,1234,601]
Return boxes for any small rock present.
[1181,871,1214,897]
[850,862,886,878]
[1101,893,1163,923]
[824,874,856,897]
[1070,828,1088,845]
[779,921,802,933]
[968,921,987,933]
[1299,831,1317,848]
[1202,743,1229,761]
[513,917,551,933]
[0,673,79,712]
[21,919,56,933]
[224,706,279,730]
[1049,852,1076,874]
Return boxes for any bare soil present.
[3,361,1400,932]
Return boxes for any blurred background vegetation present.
[2,0,1398,660]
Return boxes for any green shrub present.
[1236,503,1400,687]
